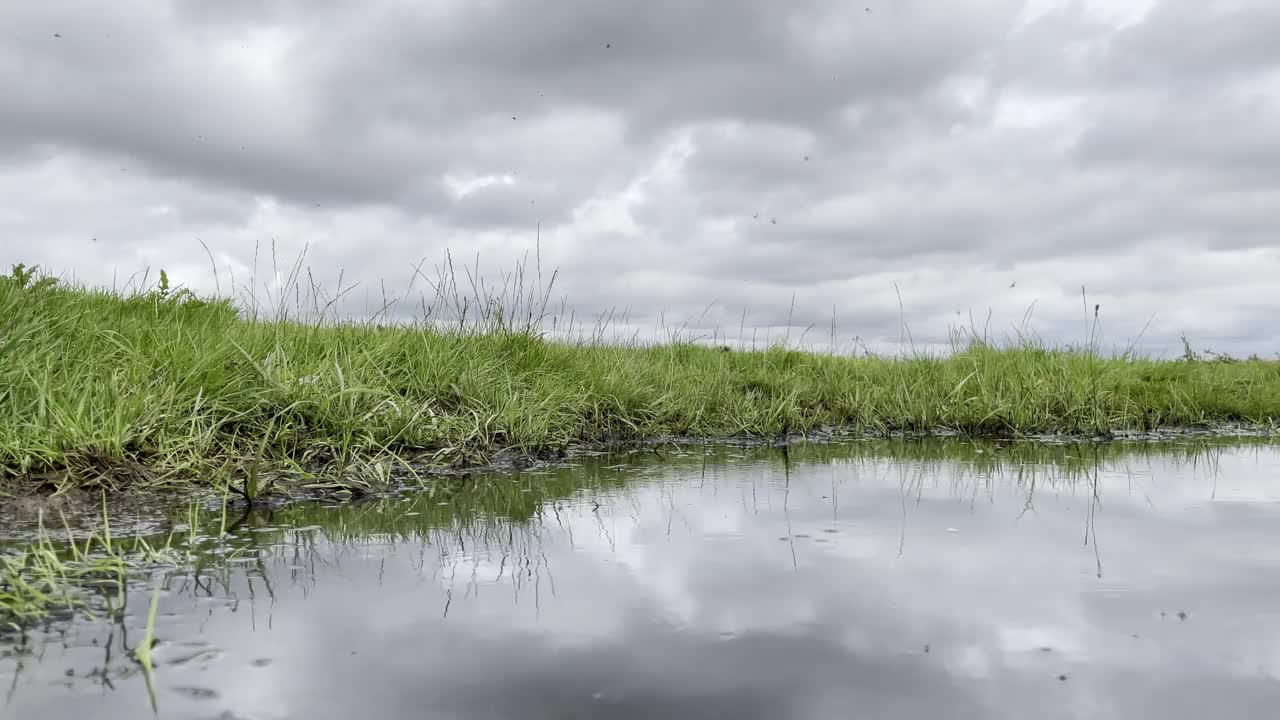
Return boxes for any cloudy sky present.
[2,0,1278,355]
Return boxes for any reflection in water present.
[5,438,1280,719]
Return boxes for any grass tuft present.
[0,499,192,628]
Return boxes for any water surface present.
[5,439,1280,719]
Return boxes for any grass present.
[1,259,1279,497]
[0,495,193,629]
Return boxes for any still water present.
[5,439,1280,719]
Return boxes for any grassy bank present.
[2,264,1279,495]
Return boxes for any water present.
[5,439,1280,719]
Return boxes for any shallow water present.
[5,439,1280,720]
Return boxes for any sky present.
[2,0,1279,356]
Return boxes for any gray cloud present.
[1,0,1279,355]
[1104,2,1280,87]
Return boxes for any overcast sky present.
[3,1,1278,355]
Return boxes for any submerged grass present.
[2,261,1279,496]
[0,497,193,628]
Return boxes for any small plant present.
[2,263,58,291]
[134,580,163,713]
[237,415,279,504]
[1180,334,1200,362]
[149,267,197,305]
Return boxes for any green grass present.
[2,262,1279,495]
[0,496,193,629]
